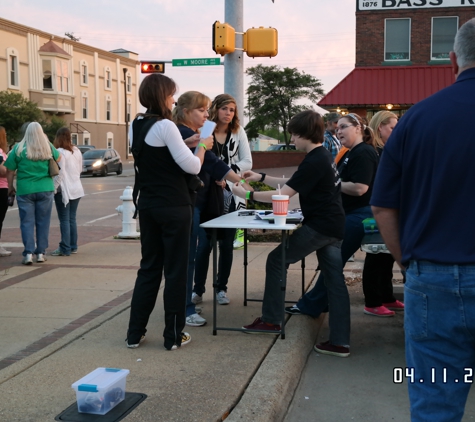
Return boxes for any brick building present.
[0,17,140,158]
[318,0,475,118]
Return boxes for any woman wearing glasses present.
[286,114,379,350]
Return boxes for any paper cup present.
[272,195,289,225]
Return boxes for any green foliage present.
[0,91,42,144]
[259,127,285,142]
[42,115,67,141]
[245,65,325,144]
[247,181,273,210]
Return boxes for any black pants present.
[0,188,8,239]
[362,252,396,307]
[127,205,192,349]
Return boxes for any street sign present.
[172,58,221,67]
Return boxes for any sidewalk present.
[0,165,453,422]
[0,222,322,422]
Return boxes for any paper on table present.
[200,120,216,139]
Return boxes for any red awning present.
[318,65,455,108]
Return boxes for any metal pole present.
[224,0,244,114]
[123,68,129,159]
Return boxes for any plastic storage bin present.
[71,367,130,415]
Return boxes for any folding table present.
[200,210,303,339]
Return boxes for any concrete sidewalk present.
[0,222,322,422]
[0,164,446,422]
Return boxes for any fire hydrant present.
[116,186,140,238]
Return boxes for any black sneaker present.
[126,335,145,349]
[285,305,302,315]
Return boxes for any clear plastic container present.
[71,367,130,415]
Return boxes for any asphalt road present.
[3,159,136,231]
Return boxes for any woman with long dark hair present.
[126,75,212,351]
[51,127,84,256]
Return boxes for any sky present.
[0,0,357,115]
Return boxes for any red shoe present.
[314,341,350,358]
[382,300,405,311]
[242,317,281,334]
[364,306,395,317]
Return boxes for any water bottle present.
[7,194,15,207]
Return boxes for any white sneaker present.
[186,313,206,327]
[191,292,203,304]
[0,246,12,257]
[22,254,33,265]
[216,291,230,305]
[36,253,47,263]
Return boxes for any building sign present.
[358,0,475,11]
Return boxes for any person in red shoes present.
[361,111,404,317]
[233,110,350,357]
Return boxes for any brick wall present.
[251,151,306,170]
[356,8,475,67]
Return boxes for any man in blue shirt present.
[322,112,341,160]
[371,18,475,422]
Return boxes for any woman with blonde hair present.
[4,122,60,265]
[0,126,11,257]
[51,127,84,256]
[361,110,404,317]
[173,91,252,327]
[192,93,252,306]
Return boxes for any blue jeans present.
[194,200,237,295]
[186,206,202,317]
[16,191,54,256]
[296,206,373,318]
[262,224,350,346]
[405,261,475,422]
[54,192,80,255]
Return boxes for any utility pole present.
[224,0,244,114]
[123,68,129,159]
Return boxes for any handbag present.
[49,156,60,177]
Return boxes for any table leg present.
[301,256,306,297]
[212,228,218,336]
[243,229,248,306]
[281,230,288,340]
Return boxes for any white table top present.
[200,210,300,230]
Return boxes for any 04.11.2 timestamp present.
[394,367,474,384]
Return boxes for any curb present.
[226,313,325,422]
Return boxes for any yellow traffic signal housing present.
[141,62,165,74]
[212,21,236,56]
[244,27,278,58]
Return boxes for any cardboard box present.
[71,367,130,415]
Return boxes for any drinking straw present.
[278,184,281,195]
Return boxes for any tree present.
[0,91,42,144]
[245,65,325,144]
[42,115,67,141]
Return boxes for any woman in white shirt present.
[51,127,84,256]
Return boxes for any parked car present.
[82,148,122,176]
[78,145,96,154]
[266,144,296,151]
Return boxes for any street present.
[2,160,136,232]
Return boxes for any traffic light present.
[244,27,278,58]
[140,62,165,74]
[212,21,235,56]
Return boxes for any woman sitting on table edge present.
[232,110,350,358]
